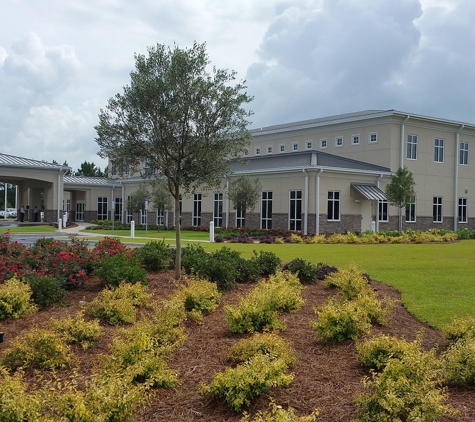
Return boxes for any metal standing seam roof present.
[63,175,121,187]
[0,153,71,169]
[351,183,387,201]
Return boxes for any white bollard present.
[63,213,67,228]
[58,219,63,232]
[209,221,214,242]
[131,220,135,238]
[371,221,376,232]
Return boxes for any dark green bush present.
[181,244,209,275]
[282,258,319,284]
[94,254,148,287]
[26,274,66,308]
[249,250,281,277]
[136,240,173,271]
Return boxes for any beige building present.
[2,109,475,234]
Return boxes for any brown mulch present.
[0,272,474,421]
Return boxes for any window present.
[407,134,418,160]
[327,191,340,221]
[378,200,388,222]
[292,142,299,151]
[307,140,313,149]
[267,145,273,154]
[279,144,285,152]
[236,195,245,228]
[319,139,326,149]
[97,197,108,220]
[289,190,302,231]
[113,197,122,221]
[193,193,202,226]
[335,137,343,147]
[156,208,164,226]
[369,132,378,143]
[460,142,469,165]
[144,158,156,175]
[434,138,444,163]
[433,196,443,222]
[213,192,223,227]
[255,147,261,155]
[110,161,117,176]
[261,191,273,229]
[126,195,133,223]
[405,195,416,222]
[352,134,360,145]
[458,198,467,223]
[243,148,249,156]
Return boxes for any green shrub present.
[136,239,173,271]
[249,250,282,278]
[94,253,148,287]
[1,328,71,370]
[26,273,66,308]
[0,277,37,320]
[177,277,222,315]
[442,338,475,386]
[443,315,475,341]
[290,233,303,243]
[241,399,319,422]
[353,293,393,326]
[324,265,371,300]
[282,258,319,284]
[49,310,102,350]
[181,244,209,275]
[353,347,457,422]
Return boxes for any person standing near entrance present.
[20,205,25,222]
[33,206,39,222]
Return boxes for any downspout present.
[454,124,465,231]
[316,169,323,235]
[111,186,115,220]
[400,115,410,168]
[376,174,383,232]
[57,167,63,224]
[302,169,309,235]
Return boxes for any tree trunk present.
[174,187,181,279]
[398,206,403,233]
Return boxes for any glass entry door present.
[76,201,85,221]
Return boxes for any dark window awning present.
[351,183,387,201]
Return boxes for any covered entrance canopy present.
[351,183,387,201]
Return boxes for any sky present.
[1,0,474,173]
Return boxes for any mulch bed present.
[0,271,474,421]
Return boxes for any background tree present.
[228,175,262,227]
[127,185,150,216]
[74,161,105,177]
[95,41,253,278]
[149,178,173,214]
[385,166,416,233]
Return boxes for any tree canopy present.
[74,161,105,177]
[228,175,262,226]
[385,166,416,232]
[95,41,253,278]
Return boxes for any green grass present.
[81,229,210,241]
[0,225,58,233]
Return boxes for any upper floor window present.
[335,136,343,147]
[279,144,285,153]
[292,142,299,151]
[352,134,360,145]
[144,158,156,176]
[267,145,273,154]
[407,134,418,160]
[460,142,469,165]
[434,138,444,163]
[369,133,378,143]
[307,140,313,149]
[255,147,261,155]
[243,148,249,156]
[319,139,326,149]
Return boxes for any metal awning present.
[351,183,387,201]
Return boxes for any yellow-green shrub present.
[176,277,221,316]
[274,237,285,244]
[1,328,71,370]
[304,234,326,244]
[389,233,411,243]
[442,338,475,386]
[326,233,348,244]
[443,315,475,341]
[0,276,37,320]
[324,265,371,300]
[241,399,319,422]
[354,294,393,326]
[49,310,102,350]
[290,233,303,243]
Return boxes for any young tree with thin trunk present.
[228,175,262,227]
[95,42,253,278]
[385,166,416,233]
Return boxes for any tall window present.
[407,135,418,160]
[434,138,444,163]
[289,190,302,231]
[193,193,202,227]
[460,142,469,165]
[378,200,388,222]
[405,195,416,222]
[261,191,273,229]
[458,198,467,223]
[97,197,108,220]
[126,195,133,223]
[327,191,340,221]
[236,196,245,228]
[433,197,443,222]
[213,192,223,227]
[144,158,155,176]
[156,208,164,226]
[113,197,122,221]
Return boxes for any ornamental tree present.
[385,166,416,233]
[228,175,262,227]
[95,42,253,278]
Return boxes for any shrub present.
[177,277,222,315]
[443,315,475,341]
[50,310,102,350]
[1,328,71,370]
[181,244,209,275]
[249,250,282,277]
[315,263,338,280]
[290,233,303,243]
[282,258,319,284]
[304,234,326,244]
[94,253,148,287]
[325,265,371,300]
[241,399,319,422]
[442,338,475,386]
[0,277,36,320]
[25,273,66,308]
[136,239,173,271]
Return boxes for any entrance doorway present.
[76,201,85,221]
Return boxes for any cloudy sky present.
[1,0,474,172]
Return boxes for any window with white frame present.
[289,190,302,231]
[243,148,249,156]
[110,161,117,176]
[126,195,133,223]
[458,198,467,223]
[378,200,388,222]
[141,209,147,225]
[460,142,469,165]
[261,191,273,229]
[405,195,416,222]
[407,134,418,160]
[319,139,327,149]
[113,197,122,221]
[433,196,443,222]
[352,134,360,145]
[255,147,261,155]
[369,132,378,143]
[144,158,156,176]
[434,138,444,163]
[156,208,164,226]
[292,142,299,151]
[279,144,285,153]
[97,197,108,220]
[307,140,313,149]
[213,192,223,227]
[327,191,340,221]
[267,145,273,154]
[193,193,202,226]
[335,136,343,147]
[236,196,245,228]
